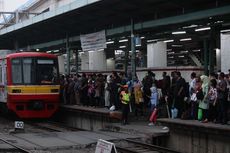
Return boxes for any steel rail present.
[124,139,181,153]
[0,138,32,153]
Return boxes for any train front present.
[6,52,60,118]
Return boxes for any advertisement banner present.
[80,30,106,51]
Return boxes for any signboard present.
[15,121,24,129]
[95,139,117,153]
[80,30,107,52]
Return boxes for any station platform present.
[157,118,230,153]
[56,105,230,153]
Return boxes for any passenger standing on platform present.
[142,71,153,114]
[199,75,210,123]
[148,85,158,125]
[161,72,171,97]
[104,75,112,108]
[120,85,130,125]
[94,74,104,107]
[173,71,186,118]
[88,79,95,106]
[68,76,76,105]
[110,72,121,110]
[79,73,88,106]
[217,72,228,124]
[59,74,65,104]
[133,77,144,117]
[189,72,196,119]
[191,77,202,120]
[208,79,218,122]
[74,75,81,105]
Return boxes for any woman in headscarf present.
[199,75,210,123]
[104,75,112,108]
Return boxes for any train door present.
[0,59,7,103]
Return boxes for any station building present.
[1,0,230,81]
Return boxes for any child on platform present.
[148,85,159,125]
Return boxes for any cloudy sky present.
[4,0,29,11]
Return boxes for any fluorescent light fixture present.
[168,56,174,59]
[172,31,186,35]
[180,38,192,41]
[164,40,174,43]
[36,49,40,51]
[106,41,114,44]
[193,49,201,52]
[195,27,211,32]
[180,50,188,53]
[119,46,126,48]
[221,29,230,33]
[168,52,175,55]
[119,39,128,43]
[136,44,141,47]
[179,55,185,58]
[47,51,52,53]
[115,50,123,55]
[147,39,159,43]
[172,44,183,47]
[183,24,198,29]
[140,36,145,39]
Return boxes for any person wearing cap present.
[120,85,131,125]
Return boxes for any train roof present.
[5,52,57,59]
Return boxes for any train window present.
[12,59,23,84]
[23,58,32,84]
[36,59,58,84]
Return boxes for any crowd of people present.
[59,70,230,125]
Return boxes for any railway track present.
[116,139,180,153]
[25,120,80,132]
[0,137,32,153]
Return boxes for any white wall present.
[106,58,115,70]
[147,42,167,68]
[88,50,106,70]
[221,33,230,73]
[81,52,89,70]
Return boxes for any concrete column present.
[221,33,230,73]
[147,41,167,68]
[216,48,221,71]
[106,58,115,70]
[66,35,70,75]
[80,52,89,70]
[88,50,106,70]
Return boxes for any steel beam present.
[25,5,230,50]
[107,5,230,36]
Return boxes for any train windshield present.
[11,57,59,85]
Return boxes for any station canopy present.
[0,0,230,54]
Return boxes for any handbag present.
[198,108,203,121]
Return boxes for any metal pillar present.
[209,27,215,74]
[131,19,136,80]
[75,50,78,75]
[66,34,70,75]
[14,40,19,52]
[124,49,129,76]
[203,39,209,75]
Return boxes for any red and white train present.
[0,51,60,118]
